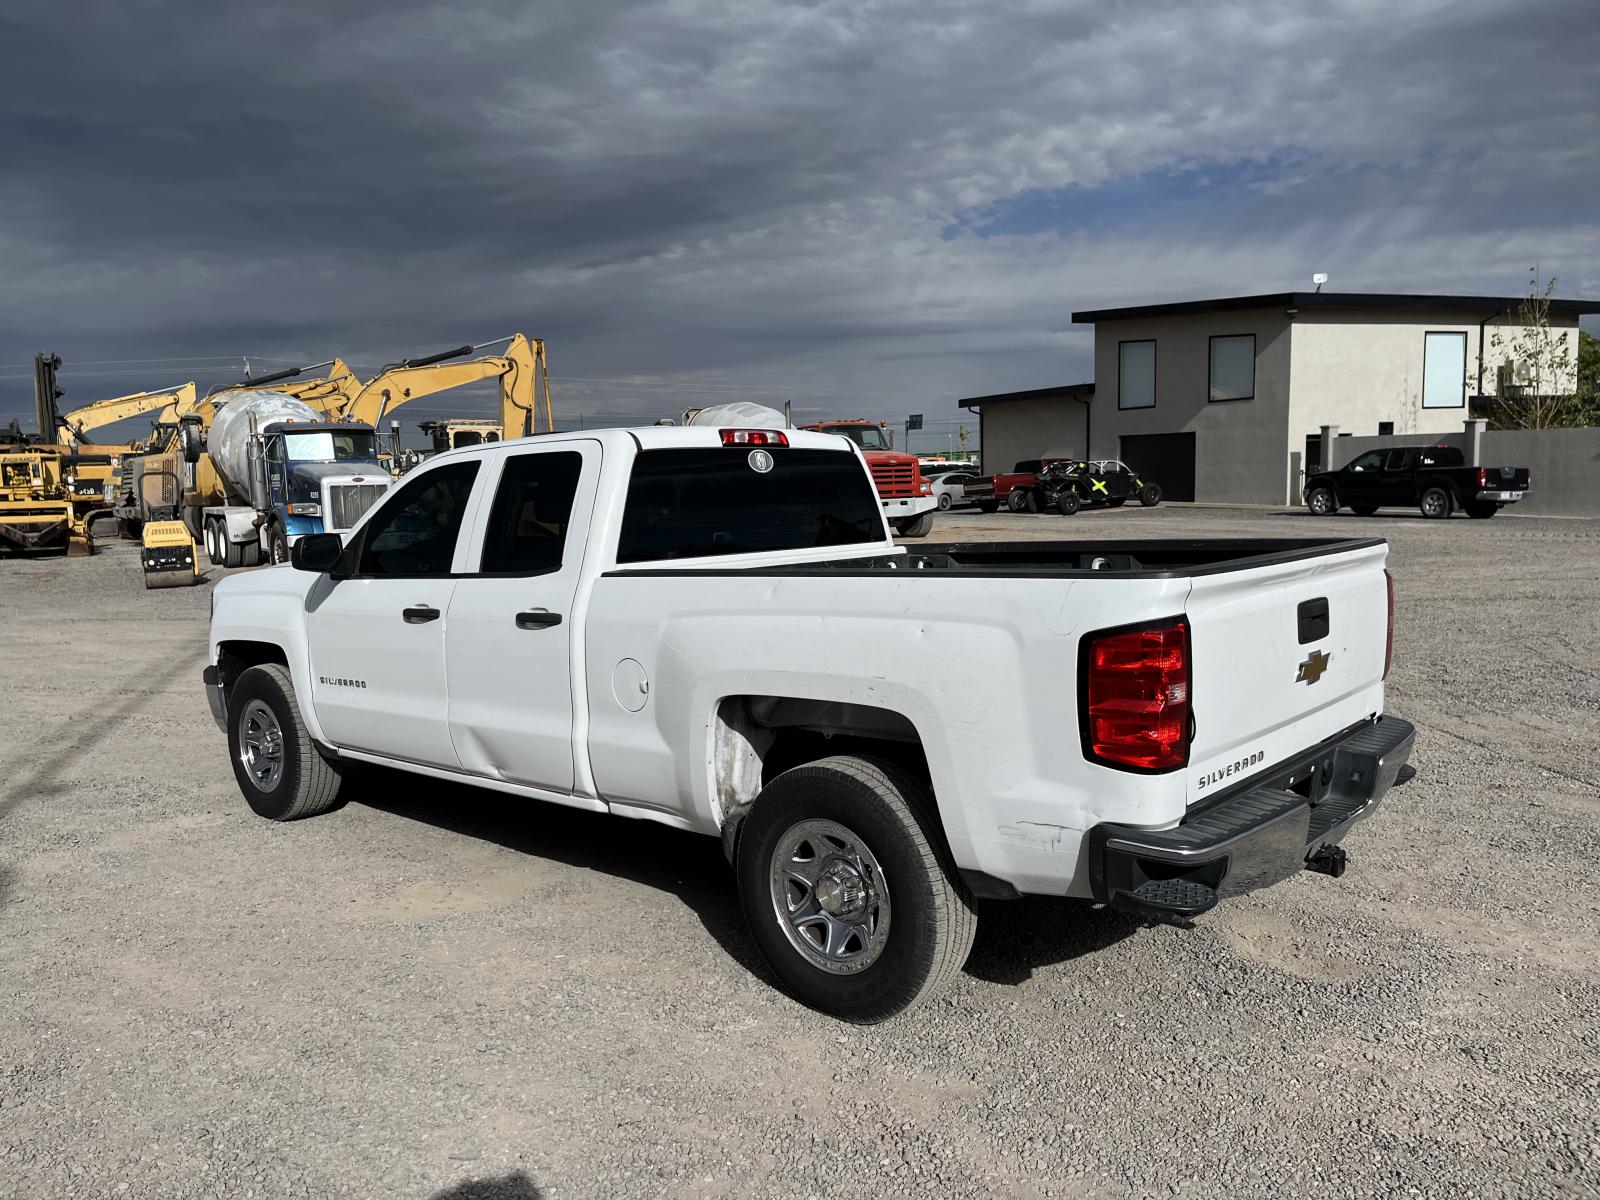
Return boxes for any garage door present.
[1120,432,1195,502]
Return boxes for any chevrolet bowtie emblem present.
[1296,650,1331,685]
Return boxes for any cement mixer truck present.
[128,388,394,570]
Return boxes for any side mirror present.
[291,531,345,574]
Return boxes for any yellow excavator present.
[326,334,554,456]
[56,381,199,539]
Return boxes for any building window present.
[1208,334,1255,402]
[1422,332,1467,409]
[1378,421,1394,436]
[1118,340,1156,410]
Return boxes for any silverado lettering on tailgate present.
[1196,750,1264,792]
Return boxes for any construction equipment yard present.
[2,504,1597,1200]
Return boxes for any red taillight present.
[719,428,789,447]
[1384,569,1395,680]
[1080,618,1190,772]
[1476,467,1487,489]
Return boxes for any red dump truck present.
[799,419,937,537]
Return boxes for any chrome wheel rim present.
[1422,492,1445,516]
[238,699,285,792]
[769,818,891,974]
[1310,491,1332,514]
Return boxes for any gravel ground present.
[2,504,1598,1200]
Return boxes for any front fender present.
[209,571,324,743]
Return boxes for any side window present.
[1384,449,1411,471]
[1347,451,1385,472]
[479,450,584,575]
[357,460,479,577]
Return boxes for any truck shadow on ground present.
[430,1169,543,1199]
[353,771,1145,993]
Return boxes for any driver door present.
[1339,450,1386,505]
[305,459,484,768]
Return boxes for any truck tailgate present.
[1184,541,1389,805]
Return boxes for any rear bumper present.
[1088,715,1415,918]
[1478,490,1524,503]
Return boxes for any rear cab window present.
[616,447,884,563]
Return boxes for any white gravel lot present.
[1,504,1597,1200]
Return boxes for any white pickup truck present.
[205,424,1415,1021]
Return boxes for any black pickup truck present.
[1304,444,1530,519]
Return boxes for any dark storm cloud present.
[2,0,1597,435]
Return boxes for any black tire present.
[226,663,345,821]
[1007,488,1038,513]
[267,525,290,565]
[1054,489,1081,516]
[936,492,952,511]
[203,519,221,566]
[221,525,245,568]
[736,756,976,1022]
[1419,486,1451,519]
[1138,483,1162,507]
[1305,486,1337,516]
[894,512,935,539]
[1466,502,1499,519]
[1351,505,1380,517]
[1107,497,1126,508]
[976,500,999,514]
[240,538,264,566]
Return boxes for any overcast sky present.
[2,0,1596,445]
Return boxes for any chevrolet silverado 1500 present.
[205,424,1415,1021]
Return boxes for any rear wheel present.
[894,512,935,539]
[1306,486,1337,516]
[1351,504,1380,517]
[221,529,245,568]
[226,664,345,821]
[1466,501,1499,519]
[1138,483,1162,507]
[203,519,222,566]
[976,500,999,514]
[735,756,976,1022]
[1054,489,1081,516]
[1419,487,1450,519]
[1007,488,1037,513]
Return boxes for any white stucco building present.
[959,292,1597,503]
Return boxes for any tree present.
[1480,268,1586,429]
[957,424,972,455]
[1579,329,1600,423]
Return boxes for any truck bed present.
[613,538,1384,577]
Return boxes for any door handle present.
[402,606,441,624]
[515,610,563,629]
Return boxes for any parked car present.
[1304,444,1530,519]
[1027,459,1163,515]
[929,471,976,510]
[206,423,1414,1021]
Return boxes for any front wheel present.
[894,512,935,538]
[736,757,977,1022]
[936,492,952,511]
[1054,489,1081,516]
[1138,483,1162,507]
[1419,486,1450,519]
[976,500,999,514]
[1107,497,1126,508]
[1305,486,1337,516]
[267,525,290,564]
[226,663,346,821]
